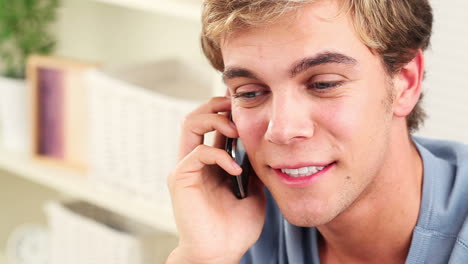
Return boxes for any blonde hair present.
[200,0,432,133]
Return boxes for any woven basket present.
[45,200,178,264]
[84,59,211,206]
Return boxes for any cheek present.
[232,108,266,151]
[232,107,270,177]
[317,92,390,158]
[318,98,367,141]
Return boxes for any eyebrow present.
[222,51,357,82]
[222,68,259,83]
[290,52,357,78]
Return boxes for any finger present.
[190,96,232,116]
[178,113,238,161]
[213,130,228,149]
[169,145,242,190]
[212,96,233,149]
[177,97,231,161]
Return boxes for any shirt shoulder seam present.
[415,226,458,239]
[456,237,468,250]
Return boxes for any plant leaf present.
[0,0,60,78]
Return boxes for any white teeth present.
[281,165,327,177]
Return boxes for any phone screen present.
[225,137,250,199]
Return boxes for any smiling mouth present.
[277,162,336,178]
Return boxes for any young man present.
[167,0,468,263]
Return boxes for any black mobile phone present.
[225,136,250,199]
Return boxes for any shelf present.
[95,0,202,21]
[0,149,177,235]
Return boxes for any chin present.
[282,209,336,227]
[275,195,339,227]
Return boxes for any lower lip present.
[274,163,335,188]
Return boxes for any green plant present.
[0,0,60,79]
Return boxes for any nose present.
[265,93,315,145]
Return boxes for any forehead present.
[220,1,373,71]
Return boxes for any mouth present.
[280,165,327,177]
[272,162,336,187]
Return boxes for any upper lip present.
[271,162,335,170]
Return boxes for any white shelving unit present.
[0,0,214,261]
[0,149,177,235]
[95,0,202,21]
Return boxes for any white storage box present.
[84,59,212,206]
[45,200,178,264]
[0,76,31,154]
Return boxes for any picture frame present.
[27,55,98,171]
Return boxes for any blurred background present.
[0,0,466,263]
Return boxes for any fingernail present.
[232,161,242,172]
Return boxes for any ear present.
[392,50,424,118]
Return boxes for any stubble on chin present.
[275,193,351,227]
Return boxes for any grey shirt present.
[240,137,468,263]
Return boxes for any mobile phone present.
[225,136,250,199]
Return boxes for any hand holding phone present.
[225,137,250,199]
[167,97,266,264]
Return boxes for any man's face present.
[222,1,395,226]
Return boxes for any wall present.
[52,0,207,66]
[416,0,468,143]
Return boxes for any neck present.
[317,125,423,263]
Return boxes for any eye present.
[306,73,347,92]
[232,91,267,99]
[231,85,269,108]
[307,81,344,90]
[231,83,269,99]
